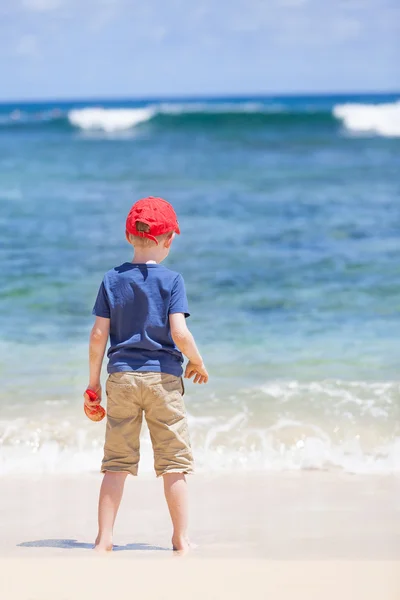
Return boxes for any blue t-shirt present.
[92,262,190,377]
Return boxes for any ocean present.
[1,93,399,476]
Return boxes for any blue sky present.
[1,0,399,100]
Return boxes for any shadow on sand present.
[18,539,170,551]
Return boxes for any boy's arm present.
[86,316,110,403]
[169,313,208,384]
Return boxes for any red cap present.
[126,197,180,245]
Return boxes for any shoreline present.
[1,470,399,559]
[1,467,400,599]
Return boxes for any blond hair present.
[128,221,173,248]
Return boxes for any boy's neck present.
[131,249,163,264]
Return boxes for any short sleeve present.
[92,281,110,318]
[169,274,190,318]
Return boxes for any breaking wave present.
[68,107,156,131]
[0,101,399,135]
[0,380,399,476]
[333,101,400,137]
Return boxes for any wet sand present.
[1,472,399,598]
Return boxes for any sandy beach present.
[2,90,400,599]
[1,472,399,599]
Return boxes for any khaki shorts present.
[102,371,194,477]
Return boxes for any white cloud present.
[22,0,63,11]
[229,17,260,33]
[334,18,362,40]
[151,25,168,42]
[89,0,124,32]
[15,34,39,56]
[277,0,309,6]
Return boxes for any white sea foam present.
[1,380,399,476]
[67,102,282,132]
[68,107,156,132]
[333,101,400,137]
[1,420,399,476]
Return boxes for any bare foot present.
[94,534,113,552]
[94,545,113,553]
[172,535,192,556]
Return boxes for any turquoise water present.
[1,94,399,474]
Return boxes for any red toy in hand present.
[84,388,106,422]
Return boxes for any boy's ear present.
[164,232,175,248]
[126,231,132,245]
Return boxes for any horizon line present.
[0,89,399,105]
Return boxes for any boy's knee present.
[161,471,187,480]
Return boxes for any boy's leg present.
[95,470,129,551]
[97,372,143,551]
[163,472,190,553]
[143,372,194,553]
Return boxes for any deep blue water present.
[0,93,399,474]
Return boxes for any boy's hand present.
[184,361,209,384]
[83,384,102,408]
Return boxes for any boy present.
[84,196,208,555]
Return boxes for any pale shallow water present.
[1,93,399,475]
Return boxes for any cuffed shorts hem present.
[156,467,195,478]
[101,465,138,476]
